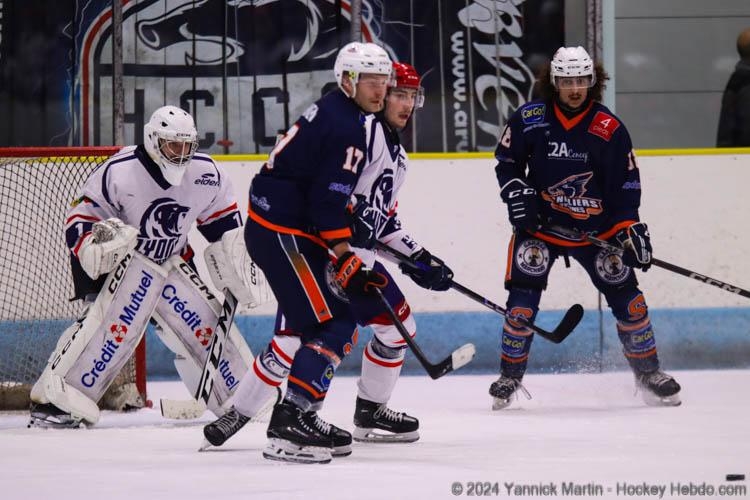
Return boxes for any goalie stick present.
[375,242,582,344]
[545,225,750,300]
[160,288,238,419]
[371,287,475,380]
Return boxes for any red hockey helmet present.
[390,62,424,108]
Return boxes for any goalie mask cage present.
[0,147,146,410]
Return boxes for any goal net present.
[0,147,146,410]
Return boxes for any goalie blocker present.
[30,251,255,427]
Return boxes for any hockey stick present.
[160,288,238,419]
[375,242,582,344]
[545,225,750,300]
[371,287,476,380]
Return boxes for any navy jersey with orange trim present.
[495,98,641,240]
[248,89,368,246]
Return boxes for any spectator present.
[716,28,750,147]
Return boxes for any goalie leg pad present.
[153,257,255,414]
[31,252,167,424]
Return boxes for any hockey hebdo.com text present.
[448,480,747,497]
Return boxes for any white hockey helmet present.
[143,105,199,186]
[334,42,393,98]
[550,46,596,88]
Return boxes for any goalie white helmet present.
[334,42,393,98]
[143,105,199,186]
[550,46,596,88]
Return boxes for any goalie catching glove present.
[333,251,387,296]
[400,248,454,291]
[615,222,652,271]
[204,227,271,308]
[77,217,138,279]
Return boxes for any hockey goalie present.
[29,105,272,428]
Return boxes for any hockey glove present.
[78,218,138,279]
[501,178,540,232]
[400,248,454,291]
[616,222,652,271]
[348,196,378,250]
[333,251,388,296]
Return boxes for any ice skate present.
[635,369,681,407]
[200,388,281,450]
[304,411,352,457]
[489,374,530,410]
[28,402,85,429]
[352,397,419,443]
[262,401,333,464]
[201,407,251,450]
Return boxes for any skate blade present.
[641,391,682,407]
[332,445,353,457]
[352,427,419,443]
[262,438,332,464]
[28,415,86,429]
[491,397,513,411]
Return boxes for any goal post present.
[0,147,147,410]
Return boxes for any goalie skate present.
[28,403,85,429]
[635,369,681,407]
[262,400,333,464]
[489,375,530,410]
[352,397,419,443]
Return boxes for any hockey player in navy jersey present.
[202,62,453,455]
[29,105,262,428]
[491,47,681,409]
[240,42,395,464]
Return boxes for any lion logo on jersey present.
[140,198,189,238]
[541,172,603,220]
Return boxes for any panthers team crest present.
[140,198,189,238]
[515,239,550,276]
[595,248,630,284]
[541,172,603,220]
[136,198,190,262]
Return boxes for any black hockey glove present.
[400,248,454,291]
[616,222,652,271]
[348,196,378,250]
[333,251,388,296]
[501,179,540,232]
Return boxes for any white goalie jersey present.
[65,145,242,293]
[358,113,421,258]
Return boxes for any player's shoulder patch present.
[520,103,546,125]
[587,111,621,141]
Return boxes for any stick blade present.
[548,304,584,343]
[451,343,476,371]
[160,399,207,420]
[427,343,476,380]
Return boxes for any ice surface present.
[1,370,748,500]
